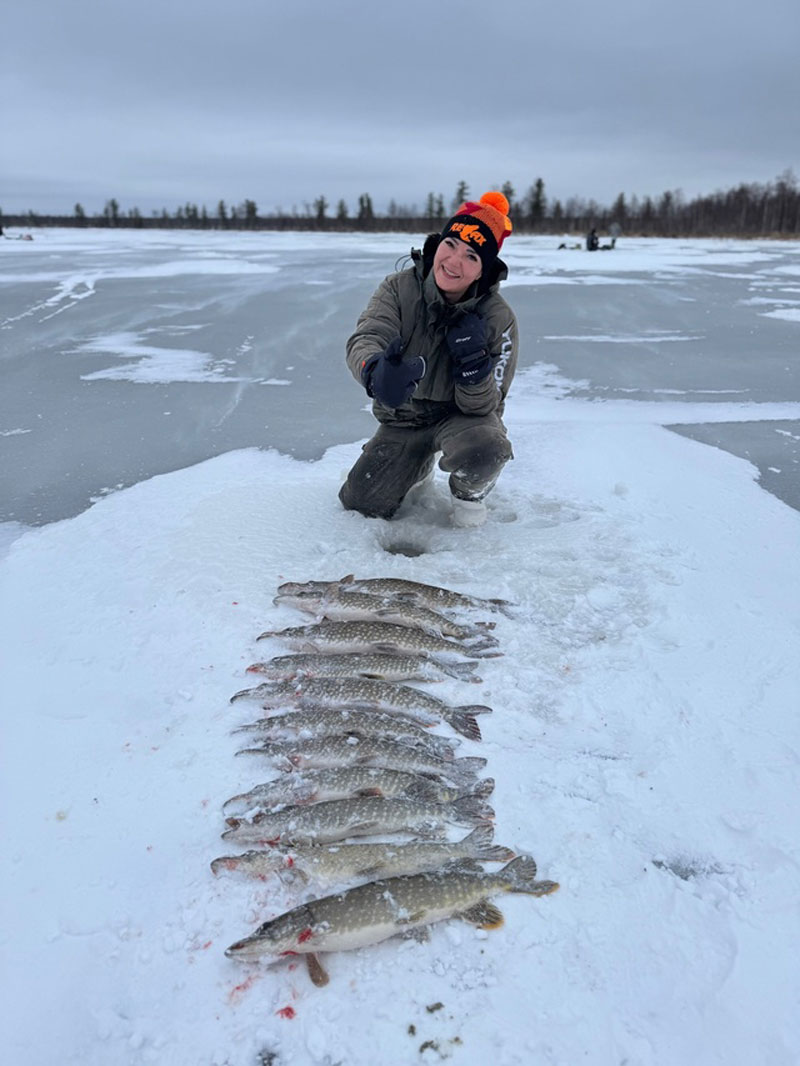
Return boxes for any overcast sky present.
[3,0,799,217]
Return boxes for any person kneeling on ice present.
[339,191,518,529]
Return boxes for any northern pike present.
[257,620,503,660]
[230,678,492,741]
[234,734,486,784]
[220,789,494,846]
[221,765,487,817]
[246,652,481,684]
[211,823,513,885]
[225,855,559,985]
[273,589,496,642]
[232,707,458,759]
[277,575,515,615]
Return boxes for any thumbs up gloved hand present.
[446,312,492,384]
[361,337,426,409]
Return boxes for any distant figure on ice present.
[586,227,599,251]
[340,191,518,528]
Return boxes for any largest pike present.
[230,677,491,741]
[273,589,497,642]
[277,575,515,615]
[225,856,559,986]
[257,620,503,660]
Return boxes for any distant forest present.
[2,172,799,238]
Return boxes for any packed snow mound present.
[3,410,800,1065]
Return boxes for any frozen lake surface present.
[1,228,799,525]
[3,228,800,1066]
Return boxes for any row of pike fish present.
[213,575,558,987]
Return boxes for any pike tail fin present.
[444,710,481,741]
[459,823,516,863]
[501,855,560,896]
[450,794,495,826]
[437,659,483,682]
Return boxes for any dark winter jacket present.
[346,235,519,427]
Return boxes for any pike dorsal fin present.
[442,858,483,875]
[305,952,329,987]
[457,900,504,929]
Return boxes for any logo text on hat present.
[449,222,487,247]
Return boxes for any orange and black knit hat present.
[441,190,513,269]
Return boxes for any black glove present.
[361,337,426,408]
[446,312,492,384]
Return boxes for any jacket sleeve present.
[453,303,518,416]
[345,275,403,384]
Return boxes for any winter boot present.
[451,495,487,528]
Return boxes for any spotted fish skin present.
[277,575,515,614]
[257,620,502,660]
[221,764,480,818]
[273,590,494,641]
[220,790,495,846]
[225,856,558,963]
[230,677,491,741]
[232,707,457,759]
[233,733,487,784]
[211,823,514,885]
[246,652,481,684]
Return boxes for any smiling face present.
[432,236,483,302]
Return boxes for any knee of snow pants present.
[339,426,436,519]
[436,419,513,501]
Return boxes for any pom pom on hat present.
[441,189,513,268]
[480,190,510,216]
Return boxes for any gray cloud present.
[3,0,798,215]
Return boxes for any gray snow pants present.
[339,411,513,520]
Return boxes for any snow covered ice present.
[2,230,800,1065]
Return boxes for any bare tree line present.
[2,171,798,237]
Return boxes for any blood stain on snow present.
[276,1006,296,1019]
[229,974,258,1003]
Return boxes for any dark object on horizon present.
[586,228,599,251]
